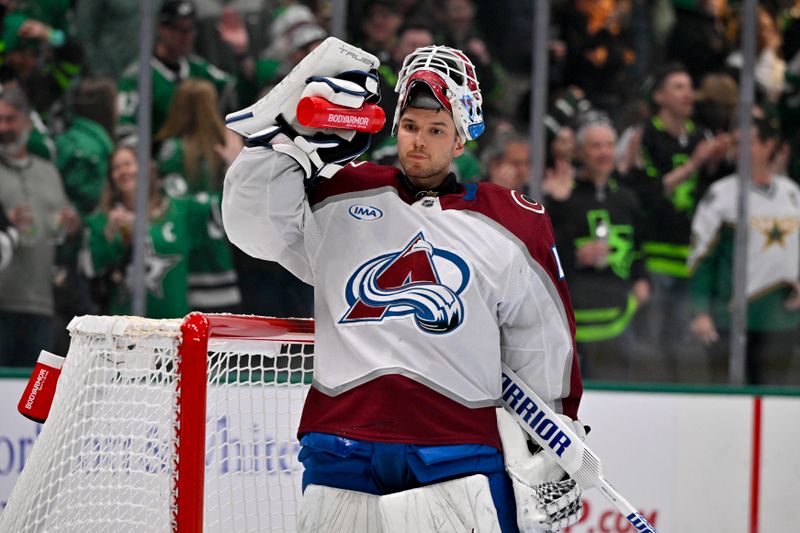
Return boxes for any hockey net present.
[0,313,314,532]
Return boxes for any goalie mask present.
[392,45,484,142]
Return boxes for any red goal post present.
[0,313,315,532]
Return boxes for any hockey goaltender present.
[222,37,586,533]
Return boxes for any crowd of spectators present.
[0,0,798,386]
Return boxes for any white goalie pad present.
[298,475,501,533]
[225,36,380,137]
[379,474,501,533]
[297,484,381,532]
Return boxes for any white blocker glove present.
[496,407,586,532]
[244,70,380,183]
[225,37,381,183]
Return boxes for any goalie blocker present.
[225,37,382,182]
[225,37,380,137]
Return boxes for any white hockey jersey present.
[688,174,800,332]
[222,147,581,449]
[689,174,800,298]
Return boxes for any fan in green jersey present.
[116,0,236,142]
[80,145,213,319]
[155,78,241,313]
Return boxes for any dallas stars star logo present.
[752,216,800,250]
[125,238,181,298]
[763,222,787,248]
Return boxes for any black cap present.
[406,83,442,111]
[159,0,196,26]
[752,115,780,142]
[364,0,398,15]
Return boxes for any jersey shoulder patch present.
[443,182,555,254]
[509,189,546,214]
[472,182,547,218]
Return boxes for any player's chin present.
[405,171,443,189]
[405,162,435,177]
[401,158,427,175]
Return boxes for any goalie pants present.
[299,432,519,533]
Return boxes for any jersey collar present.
[400,172,462,198]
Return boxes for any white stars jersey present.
[222,147,581,450]
[689,174,800,298]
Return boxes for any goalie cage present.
[0,313,315,533]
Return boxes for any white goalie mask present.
[392,45,484,142]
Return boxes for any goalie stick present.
[501,363,658,533]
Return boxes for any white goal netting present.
[0,314,314,533]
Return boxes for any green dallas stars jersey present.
[117,55,235,139]
[157,137,241,311]
[689,174,800,331]
[157,137,218,195]
[55,116,115,216]
[80,197,210,319]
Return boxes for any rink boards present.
[0,376,798,532]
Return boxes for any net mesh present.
[203,337,312,531]
[0,315,313,533]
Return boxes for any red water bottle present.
[296,96,386,133]
[18,350,65,423]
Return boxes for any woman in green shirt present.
[155,78,242,313]
[80,145,209,318]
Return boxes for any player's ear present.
[453,136,465,159]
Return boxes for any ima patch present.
[349,204,383,221]
[340,231,470,334]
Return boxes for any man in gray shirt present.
[0,86,80,366]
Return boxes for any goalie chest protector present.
[298,161,580,449]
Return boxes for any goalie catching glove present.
[497,408,586,532]
[225,37,381,182]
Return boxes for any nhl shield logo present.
[340,231,471,334]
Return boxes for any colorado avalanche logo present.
[340,232,470,334]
